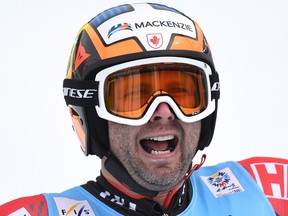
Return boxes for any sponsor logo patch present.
[108,23,133,38]
[8,207,31,216]
[63,87,97,99]
[75,42,91,70]
[239,157,288,215]
[53,197,95,216]
[201,167,245,198]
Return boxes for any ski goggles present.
[95,57,219,125]
[63,57,220,126]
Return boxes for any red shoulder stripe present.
[0,194,48,216]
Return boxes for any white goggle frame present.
[95,56,216,126]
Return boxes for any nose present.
[149,103,175,123]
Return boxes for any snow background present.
[1,0,287,204]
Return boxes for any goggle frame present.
[95,57,216,126]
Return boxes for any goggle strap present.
[209,72,220,100]
[63,79,99,107]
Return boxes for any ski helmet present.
[63,3,220,158]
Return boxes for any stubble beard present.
[126,149,195,192]
[109,122,200,192]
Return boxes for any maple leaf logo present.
[146,33,163,49]
[150,36,160,46]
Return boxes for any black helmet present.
[63,3,220,158]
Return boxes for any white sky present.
[1,0,287,204]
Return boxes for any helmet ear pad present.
[85,107,109,158]
[198,101,218,150]
[69,107,87,153]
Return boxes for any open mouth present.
[140,135,178,155]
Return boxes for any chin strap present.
[163,154,207,209]
[184,154,206,181]
[104,153,159,197]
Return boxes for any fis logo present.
[54,197,95,216]
[108,23,133,38]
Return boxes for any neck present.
[101,158,184,207]
[153,182,184,208]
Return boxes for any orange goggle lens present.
[104,63,208,119]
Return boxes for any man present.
[1,3,286,215]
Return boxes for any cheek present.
[108,122,136,154]
[108,123,124,152]
[108,122,122,152]
[182,121,201,150]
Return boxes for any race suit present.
[1,157,287,215]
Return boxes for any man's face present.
[108,103,201,192]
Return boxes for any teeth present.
[144,135,175,155]
[148,135,174,142]
[151,150,171,155]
